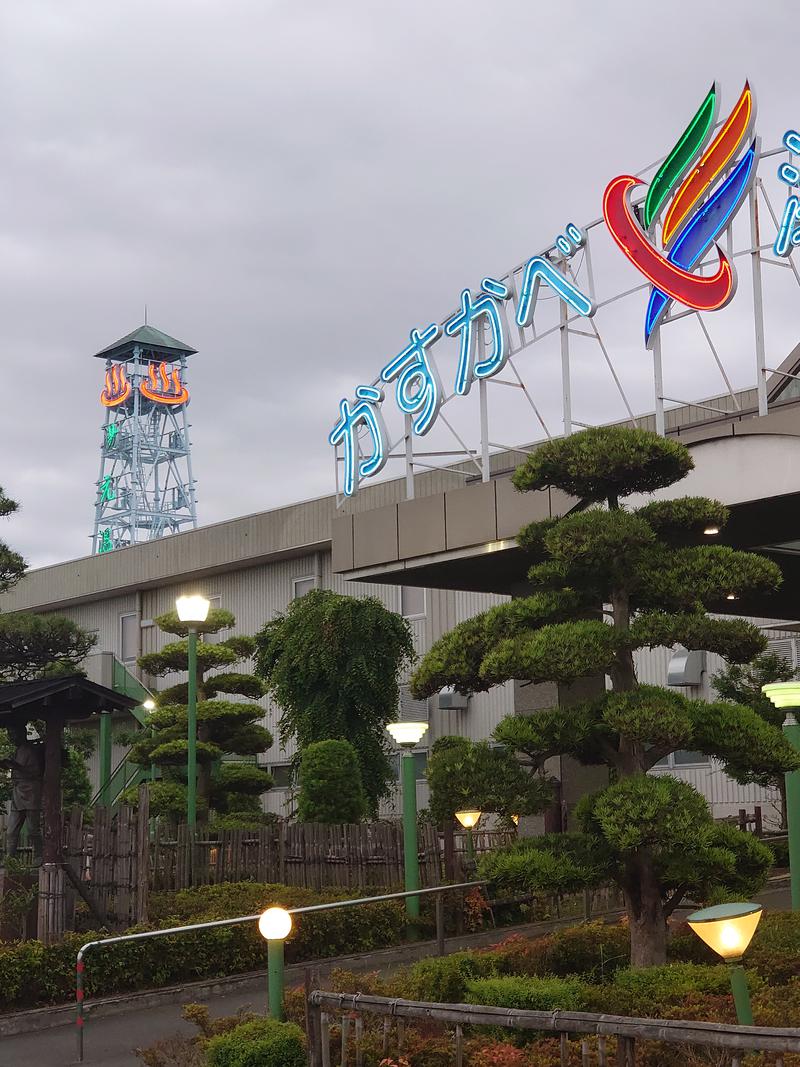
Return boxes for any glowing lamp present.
[703,526,720,536]
[763,682,800,709]
[386,722,428,748]
[687,902,762,962]
[726,593,737,601]
[142,699,156,710]
[455,810,481,830]
[258,907,292,942]
[511,814,520,827]
[175,595,210,623]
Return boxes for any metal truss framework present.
[333,139,800,506]
[92,345,197,553]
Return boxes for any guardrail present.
[308,991,800,1067]
[74,879,484,1062]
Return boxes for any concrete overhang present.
[334,415,800,615]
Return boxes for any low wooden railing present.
[307,991,800,1066]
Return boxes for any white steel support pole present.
[652,328,665,436]
[559,291,572,436]
[404,413,415,499]
[749,185,769,417]
[479,379,490,482]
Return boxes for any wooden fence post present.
[136,784,150,924]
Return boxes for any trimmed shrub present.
[296,739,367,823]
[491,922,629,980]
[404,951,498,1003]
[596,963,757,1017]
[205,1018,305,1067]
[466,975,591,1012]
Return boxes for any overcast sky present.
[0,1,797,568]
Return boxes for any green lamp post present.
[175,594,210,832]
[259,906,293,1019]
[763,681,800,911]
[687,902,762,1025]
[386,721,428,925]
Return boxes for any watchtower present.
[92,324,198,553]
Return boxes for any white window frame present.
[401,586,426,620]
[203,595,222,644]
[292,575,319,600]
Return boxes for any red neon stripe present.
[662,83,752,245]
[602,175,733,310]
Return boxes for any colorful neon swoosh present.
[645,142,756,340]
[662,83,753,246]
[603,174,734,310]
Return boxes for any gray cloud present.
[0,0,796,566]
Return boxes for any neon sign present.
[330,227,593,496]
[97,529,113,553]
[774,130,800,257]
[331,79,797,499]
[105,423,119,449]
[99,476,115,504]
[101,364,131,407]
[603,82,756,347]
[140,361,190,406]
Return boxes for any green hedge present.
[0,882,408,1010]
[205,1018,305,1067]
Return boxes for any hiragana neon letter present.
[515,256,596,327]
[380,324,443,435]
[328,386,388,497]
[445,278,512,396]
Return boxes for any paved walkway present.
[0,880,790,1067]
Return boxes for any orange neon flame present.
[139,361,190,406]
[100,364,132,407]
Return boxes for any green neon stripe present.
[644,84,717,231]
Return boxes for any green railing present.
[91,657,155,806]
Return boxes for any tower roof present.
[92,324,197,361]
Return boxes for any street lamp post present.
[258,906,293,1019]
[455,809,482,865]
[763,682,800,911]
[687,902,763,1025]
[176,595,210,831]
[386,721,428,925]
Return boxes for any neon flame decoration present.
[100,364,132,407]
[139,361,190,406]
[603,82,758,347]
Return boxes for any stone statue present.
[1,725,44,865]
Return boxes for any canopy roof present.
[0,675,137,726]
[92,324,197,362]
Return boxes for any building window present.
[392,751,429,781]
[401,586,426,618]
[293,576,318,600]
[119,614,139,664]
[653,750,710,769]
[672,750,709,767]
[270,764,293,789]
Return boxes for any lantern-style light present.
[175,594,210,623]
[386,722,428,748]
[763,682,800,709]
[687,902,762,962]
[142,699,156,710]
[510,814,520,827]
[455,810,482,830]
[258,906,293,942]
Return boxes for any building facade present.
[4,375,800,826]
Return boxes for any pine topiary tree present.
[411,425,800,966]
[131,609,273,824]
[296,739,367,823]
[426,736,549,825]
[254,590,415,816]
[713,651,796,828]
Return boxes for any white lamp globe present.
[386,722,428,747]
[258,907,292,941]
[176,595,211,623]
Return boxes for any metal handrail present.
[74,879,484,1061]
[309,992,800,1064]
